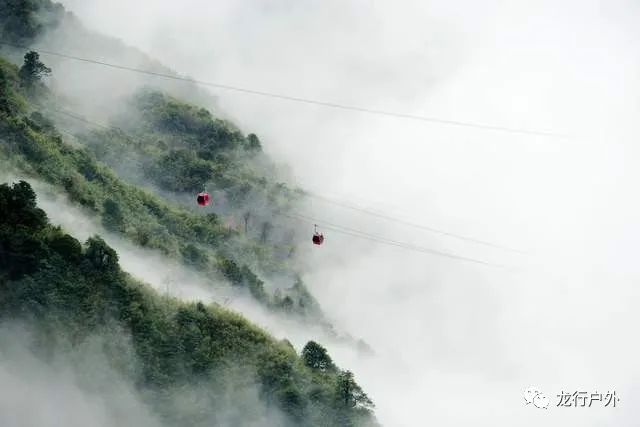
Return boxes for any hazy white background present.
[48,0,640,425]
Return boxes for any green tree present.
[0,63,12,114]
[1,0,42,43]
[244,133,262,151]
[49,233,82,262]
[18,51,51,86]
[181,243,209,269]
[281,296,294,312]
[302,341,336,373]
[102,199,125,232]
[0,178,379,426]
[240,265,266,301]
[335,371,374,410]
[150,149,213,192]
[84,236,118,271]
[219,257,243,285]
[0,180,47,229]
[260,221,272,243]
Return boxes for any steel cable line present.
[50,107,525,253]
[283,212,505,268]
[48,106,525,256]
[42,114,507,267]
[48,118,507,267]
[51,108,112,130]
[0,41,572,139]
[49,107,142,148]
[304,191,527,254]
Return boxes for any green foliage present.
[0,3,377,422]
[245,133,262,151]
[335,371,375,410]
[102,198,125,232]
[0,51,323,326]
[180,243,209,269]
[218,256,243,285]
[0,58,26,115]
[0,179,47,228]
[132,90,245,151]
[146,149,213,192]
[281,295,294,312]
[0,180,48,280]
[73,88,304,278]
[0,0,64,44]
[18,50,51,86]
[0,181,377,426]
[71,89,302,273]
[48,231,82,262]
[241,264,268,301]
[302,341,337,373]
[84,235,119,272]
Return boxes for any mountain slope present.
[1,0,324,318]
[0,54,322,319]
[0,0,222,116]
[0,180,377,426]
[0,2,378,425]
[0,1,375,352]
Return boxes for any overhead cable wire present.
[51,107,111,130]
[284,212,505,268]
[305,191,527,254]
[48,116,507,267]
[48,106,524,257]
[0,41,571,139]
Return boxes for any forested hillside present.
[0,180,376,426]
[0,0,221,113]
[0,55,320,318]
[0,0,332,321]
[0,0,378,425]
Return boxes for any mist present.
[0,320,292,427]
[0,172,370,424]
[0,171,366,356]
[0,323,163,427]
[27,0,640,425]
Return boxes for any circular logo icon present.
[524,386,541,405]
[533,393,550,409]
[524,386,549,409]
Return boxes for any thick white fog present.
[0,323,163,427]
[37,0,640,425]
[0,320,291,427]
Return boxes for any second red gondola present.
[312,224,324,245]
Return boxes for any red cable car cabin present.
[312,224,324,245]
[196,192,211,207]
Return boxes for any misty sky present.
[45,0,640,425]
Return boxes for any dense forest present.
[0,54,319,317]
[0,0,378,425]
[0,180,375,426]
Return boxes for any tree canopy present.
[0,2,377,422]
[18,50,51,86]
[302,340,337,373]
[0,56,320,319]
[0,180,377,426]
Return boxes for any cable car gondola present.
[312,224,324,245]
[196,191,211,207]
